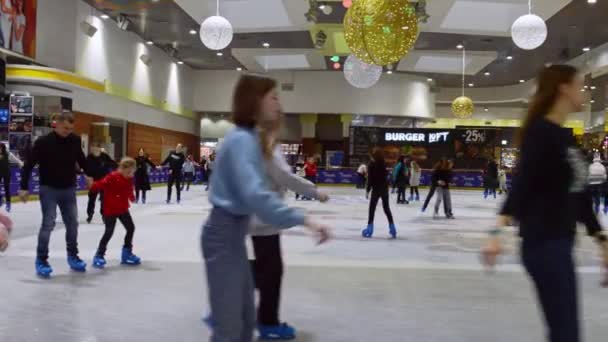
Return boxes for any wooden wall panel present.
[73,111,105,137]
[127,122,199,164]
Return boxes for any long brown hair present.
[259,112,283,159]
[232,74,277,129]
[518,65,578,146]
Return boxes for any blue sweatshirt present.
[209,128,305,229]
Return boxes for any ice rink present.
[1,185,607,341]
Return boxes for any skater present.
[19,112,92,277]
[409,159,421,201]
[161,143,185,203]
[91,157,141,269]
[482,65,608,342]
[0,142,23,212]
[498,167,508,195]
[134,148,156,204]
[432,159,454,219]
[483,158,499,199]
[588,155,606,214]
[205,153,215,191]
[302,156,318,200]
[393,155,409,204]
[200,155,208,185]
[182,154,198,191]
[356,162,367,189]
[294,160,306,200]
[85,143,118,223]
[250,110,329,340]
[362,148,397,239]
[201,74,330,342]
[0,210,13,252]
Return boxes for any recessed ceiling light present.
[236,67,242,71]
[456,44,464,49]
[262,42,270,48]
[588,0,597,4]
[217,52,223,56]
[591,86,597,90]
[427,78,433,82]
[484,107,489,112]
[591,100,595,103]
[584,85,589,89]
[177,61,184,65]
[506,56,513,60]
[402,26,409,30]
[583,47,591,52]
[146,40,154,45]
[581,88,586,92]
[484,72,491,76]
[519,79,525,83]
[100,14,110,20]
[468,83,474,87]
[386,70,393,74]
[189,29,197,35]
[319,4,326,9]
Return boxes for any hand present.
[317,192,329,203]
[18,190,28,203]
[304,218,332,245]
[481,236,503,270]
[85,177,94,189]
[0,226,9,252]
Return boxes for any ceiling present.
[83,0,608,88]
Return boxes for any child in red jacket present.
[91,157,141,268]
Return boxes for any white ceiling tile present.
[254,54,310,70]
[440,1,527,33]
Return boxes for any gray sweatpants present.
[202,207,255,342]
[434,187,453,216]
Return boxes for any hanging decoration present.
[343,54,382,89]
[343,0,418,66]
[511,0,547,50]
[200,0,233,50]
[452,47,474,118]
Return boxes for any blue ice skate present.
[67,255,87,272]
[121,248,141,266]
[35,258,53,278]
[92,255,106,269]
[389,224,397,239]
[258,323,296,340]
[362,224,374,238]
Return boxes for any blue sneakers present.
[92,255,107,269]
[258,323,296,340]
[35,258,53,278]
[362,224,374,238]
[67,255,87,272]
[121,248,141,266]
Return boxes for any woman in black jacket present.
[482,65,608,342]
[362,148,397,239]
[134,148,156,204]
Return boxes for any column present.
[300,113,318,157]
[340,114,353,167]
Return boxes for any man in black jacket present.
[20,112,93,277]
[161,143,185,204]
[85,142,118,223]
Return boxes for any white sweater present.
[250,146,318,236]
[588,161,607,185]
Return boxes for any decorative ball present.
[343,54,382,89]
[511,14,547,50]
[343,0,353,8]
[451,96,474,118]
[322,5,333,15]
[344,0,418,66]
[200,16,233,50]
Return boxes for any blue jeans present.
[522,237,579,342]
[202,207,255,342]
[37,186,79,261]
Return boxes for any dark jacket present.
[366,160,389,193]
[393,162,409,187]
[21,132,87,190]
[135,156,156,191]
[162,151,185,173]
[86,153,118,180]
[432,168,452,188]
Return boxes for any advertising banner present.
[0,0,37,58]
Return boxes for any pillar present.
[300,113,318,157]
[340,114,353,167]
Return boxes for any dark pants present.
[422,184,437,211]
[87,189,104,220]
[590,184,603,212]
[397,186,407,202]
[251,234,283,326]
[183,172,194,191]
[522,237,579,342]
[368,189,394,225]
[96,211,135,257]
[135,189,147,203]
[167,171,182,202]
[37,186,79,261]
[0,172,10,204]
[356,173,366,189]
[410,186,419,197]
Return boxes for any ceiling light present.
[591,100,595,103]
[591,86,597,90]
[456,44,464,49]
[506,55,513,60]
[189,29,197,35]
[177,61,184,65]
[427,78,433,82]
[386,70,393,74]
[262,42,270,48]
[484,107,489,112]
[402,26,409,30]
[584,85,589,89]
[216,52,223,56]
[519,79,525,83]
[319,4,325,10]
[236,67,242,71]
[588,0,597,4]
[468,83,474,87]
[484,72,491,76]
[583,47,591,52]
[100,14,110,20]
[146,40,154,45]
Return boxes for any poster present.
[8,94,33,159]
[0,0,37,58]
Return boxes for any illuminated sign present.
[384,131,449,143]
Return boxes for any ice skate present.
[258,323,296,340]
[92,255,106,269]
[362,224,374,238]
[389,223,397,239]
[35,258,53,278]
[121,248,141,266]
[67,255,87,272]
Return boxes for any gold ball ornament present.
[343,0,418,66]
[451,96,474,119]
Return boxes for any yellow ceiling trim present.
[7,66,105,92]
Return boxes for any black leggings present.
[96,212,135,257]
[368,189,394,225]
[410,186,419,197]
[0,172,10,204]
[167,172,182,201]
[397,186,407,202]
[135,189,147,202]
[183,172,194,190]
[251,234,283,326]
[87,190,104,219]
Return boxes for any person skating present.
[483,158,499,199]
[588,155,606,214]
[250,111,330,340]
[181,154,198,191]
[205,153,215,191]
[362,148,397,239]
[498,167,508,195]
[161,143,185,203]
[393,155,409,204]
[85,143,118,223]
[19,112,93,277]
[0,143,23,212]
[134,148,156,204]
[482,65,608,342]
[302,156,318,200]
[91,157,141,269]
[433,159,454,219]
[201,74,330,342]
[409,159,421,201]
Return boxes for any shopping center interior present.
[1,0,608,341]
